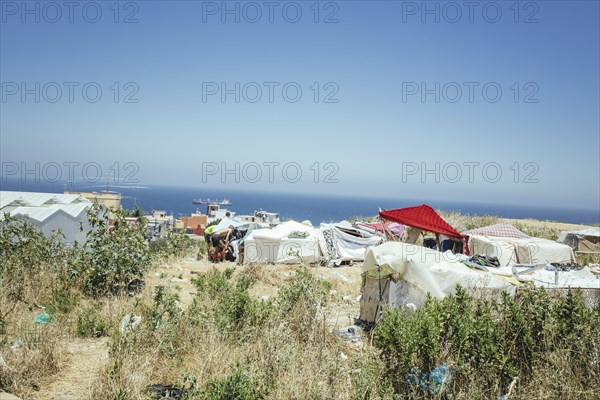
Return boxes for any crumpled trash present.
[288,231,309,238]
[184,258,196,263]
[407,365,450,394]
[330,271,351,283]
[120,314,142,333]
[34,311,52,324]
[11,339,23,351]
[339,351,348,360]
[334,325,362,344]
[146,384,186,399]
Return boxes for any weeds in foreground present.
[375,286,600,399]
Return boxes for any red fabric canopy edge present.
[379,204,463,238]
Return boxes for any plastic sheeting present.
[320,223,382,263]
[243,221,326,264]
[359,242,516,322]
[468,235,575,266]
[464,223,530,239]
[212,217,265,232]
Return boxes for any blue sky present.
[1,0,599,210]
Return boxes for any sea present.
[2,180,599,225]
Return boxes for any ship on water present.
[192,198,232,206]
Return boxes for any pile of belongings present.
[469,254,501,268]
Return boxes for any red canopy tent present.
[379,204,463,238]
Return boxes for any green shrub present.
[0,213,75,327]
[203,365,270,400]
[374,287,600,397]
[190,269,273,337]
[73,203,150,296]
[77,303,107,338]
[149,231,198,260]
[276,269,330,314]
[144,285,182,330]
[45,289,80,314]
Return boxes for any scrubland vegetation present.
[1,209,598,399]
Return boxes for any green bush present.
[0,213,75,327]
[73,204,150,296]
[374,287,600,398]
[149,231,199,260]
[203,365,270,400]
[144,285,182,330]
[276,269,330,314]
[77,303,107,338]
[190,269,273,337]
[45,289,80,314]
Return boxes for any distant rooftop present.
[0,191,92,223]
[1,190,91,209]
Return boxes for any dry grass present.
[87,266,370,400]
[2,211,599,399]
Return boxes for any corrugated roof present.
[0,191,90,210]
[49,203,89,218]
[9,206,59,223]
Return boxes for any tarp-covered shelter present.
[464,223,530,239]
[359,242,516,323]
[212,216,267,233]
[243,220,326,264]
[354,221,405,239]
[557,228,600,254]
[379,204,463,238]
[464,224,576,266]
[320,221,383,264]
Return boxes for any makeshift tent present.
[464,223,530,239]
[379,205,463,238]
[211,216,267,233]
[464,224,575,266]
[354,221,405,238]
[359,242,516,323]
[320,222,383,264]
[243,220,326,264]
[557,228,600,254]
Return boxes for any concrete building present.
[147,210,175,239]
[64,190,122,211]
[181,212,208,236]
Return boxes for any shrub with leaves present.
[73,203,150,296]
[203,365,270,400]
[149,231,199,260]
[190,269,273,338]
[374,286,600,398]
[77,303,108,338]
[0,213,74,328]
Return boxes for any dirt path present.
[30,338,108,400]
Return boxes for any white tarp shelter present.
[243,220,326,264]
[557,228,600,254]
[320,221,383,264]
[468,235,575,266]
[465,224,576,266]
[212,216,268,232]
[359,242,516,323]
